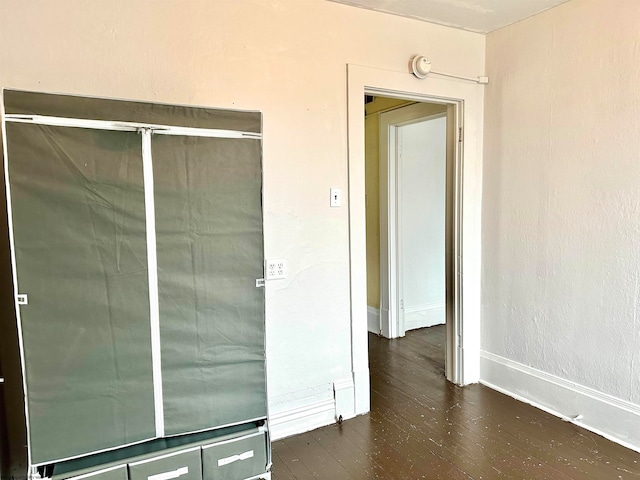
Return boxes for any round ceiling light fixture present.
[411,55,432,79]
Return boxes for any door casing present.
[347,64,484,416]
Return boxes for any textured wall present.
[0,0,484,435]
[483,0,640,403]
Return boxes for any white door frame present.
[379,105,448,340]
[347,64,483,416]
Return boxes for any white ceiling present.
[327,0,570,33]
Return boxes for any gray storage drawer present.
[129,447,201,480]
[64,465,129,480]
[201,431,268,480]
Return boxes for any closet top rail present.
[3,89,262,134]
[4,114,262,139]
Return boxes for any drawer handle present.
[148,466,189,480]
[217,450,254,467]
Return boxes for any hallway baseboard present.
[404,302,445,331]
[367,306,380,334]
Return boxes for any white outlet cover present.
[266,258,287,280]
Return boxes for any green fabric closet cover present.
[3,90,266,466]
[153,135,266,435]
[6,123,155,464]
[4,90,261,134]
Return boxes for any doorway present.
[347,65,483,416]
[365,95,453,381]
[378,100,452,340]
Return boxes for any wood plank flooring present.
[272,326,640,479]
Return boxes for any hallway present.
[272,326,640,479]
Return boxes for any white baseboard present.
[480,350,640,453]
[333,377,355,420]
[367,306,380,334]
[404,302,445,331]
[380,308,391,338]
[371,304,445,337]
[269,397,336,441]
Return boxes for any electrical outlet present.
[265,258,287,280]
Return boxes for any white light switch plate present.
[266,258,287,280]
[330,188,341,207]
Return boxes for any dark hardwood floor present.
[272,325,640,479]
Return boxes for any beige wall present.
[0,0,485,435]
[483,0,640,419]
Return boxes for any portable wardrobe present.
[0,90,270,480]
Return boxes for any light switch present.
[330,188,341,207]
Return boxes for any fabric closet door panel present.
[6,124,156,464]
[152,134,265,436]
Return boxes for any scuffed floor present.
[272,326,640,479]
